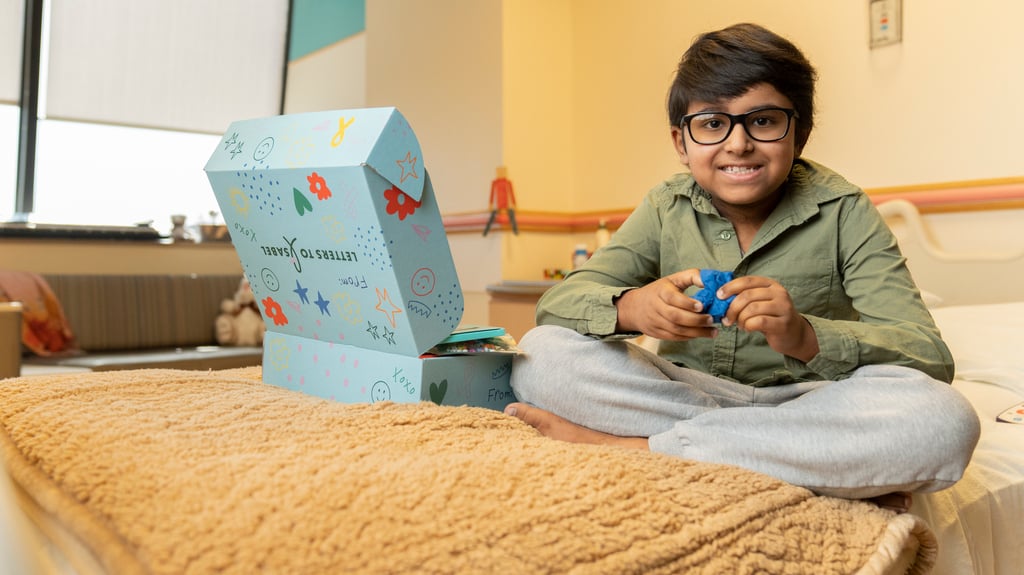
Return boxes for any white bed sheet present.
[911,302,1024,575]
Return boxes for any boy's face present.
[671,83,797,220]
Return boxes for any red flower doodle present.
[307,171,332,201]
[262,296,289,326]
[383,185,421,221]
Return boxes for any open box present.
[204,107,513,410]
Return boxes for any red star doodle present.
[395,151,419,183]
[262,296,289,326]
[374,287,403,328]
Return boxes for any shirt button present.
[718,231,733,240]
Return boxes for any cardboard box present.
[205,107,513,410]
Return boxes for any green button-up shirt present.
[535,159,954,386]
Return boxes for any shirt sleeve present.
[535,192,665,337]
[795,194,955,383]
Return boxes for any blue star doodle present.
[293,280,310,304]
[315,291,331,316]
[366,321,380,340]
[382,327,395,345]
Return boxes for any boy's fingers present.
[666,268,704,290]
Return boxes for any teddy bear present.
[215,277,266,346]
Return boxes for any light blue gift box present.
[205,107,513,410]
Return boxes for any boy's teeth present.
[723,166,757,174]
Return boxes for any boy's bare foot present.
[865,492,912,514]
[504,402,649,450]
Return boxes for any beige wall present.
[503,0,575,213]
[505,0,1024,213]
[285,0,1024,209]
[366,0,504,214]
[281,0,1024,318]
[284,34,367,114]
[508,0,1024,283]
[364,0,506,310]
[10,0,1016,323]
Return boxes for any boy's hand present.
[615,269,717,340]
[718,275,819,362]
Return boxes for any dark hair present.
[667,23,817,152]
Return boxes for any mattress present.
[911,302,1024,574]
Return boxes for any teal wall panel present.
[289,0,366,61]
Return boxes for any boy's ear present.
[671,127,690,167]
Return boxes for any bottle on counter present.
[572,243,590,269]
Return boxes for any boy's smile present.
[672,83,797,224]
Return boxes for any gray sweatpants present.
[509,325,981,499]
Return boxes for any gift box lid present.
[204,107,464,357]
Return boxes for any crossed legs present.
[508,325,981,502]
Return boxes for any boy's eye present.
[695,115,726,130]
[748,114,777,127]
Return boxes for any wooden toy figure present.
[483,166,518,235]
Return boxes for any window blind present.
[45,0,288,134]
[0,0,25,105]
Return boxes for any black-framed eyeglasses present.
[680,107,798,145]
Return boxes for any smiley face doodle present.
[253,137,275,161]
[410,267,436,297]
[286,137,315,168]
[261,267,281,292]
[370,380,391,403]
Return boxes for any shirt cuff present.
[580,287,632,336]
[790,315,860,380]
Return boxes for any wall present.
[6,1,1020,310]
[283,0,505,324]
[284,35,367,114]
[500,0,1024,276]
[503,0,1024,212]
[280,0,1024,320]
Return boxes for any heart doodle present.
[429,379,448,405]
[293,187,313,216]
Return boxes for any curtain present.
[0,0,25,105]
[45,0,288,134]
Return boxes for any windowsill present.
[0,221,162,241]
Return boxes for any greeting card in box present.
[204,107,513,410]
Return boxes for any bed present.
[0,368,934,574]
[0,200,1019,574]
[911,304,1024,574]
[878,199,1024,575]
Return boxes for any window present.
[31,120,224,229]
[3,0,289,234]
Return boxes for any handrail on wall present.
[443,177,1024,234]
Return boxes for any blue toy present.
[693,269,735,323]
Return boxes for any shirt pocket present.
[772,258,838,318]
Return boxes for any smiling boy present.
[505,23,979,509]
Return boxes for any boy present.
[505,23,979,509]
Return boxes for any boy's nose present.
[723,122,754,152]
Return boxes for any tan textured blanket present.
[0,368,936,574]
